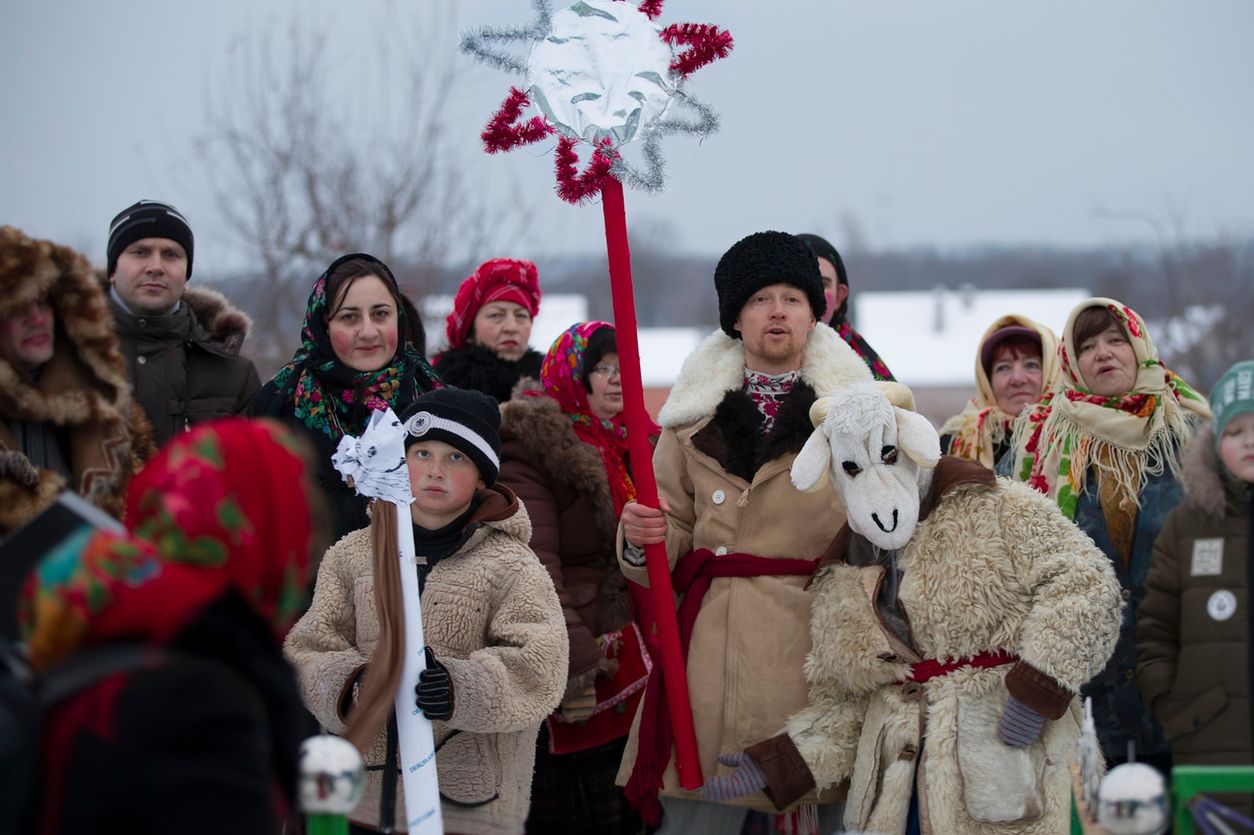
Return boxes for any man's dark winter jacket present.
[109,286,260,448]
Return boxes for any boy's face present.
[1219,412,1254,483]
[406,439,485,529]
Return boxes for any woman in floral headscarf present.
[940,313,1059,469]
[497,322,655,835]
[1008,297,1209,771]
[249,253,441,541]
[23,418,322,835]
[434,257,544,403]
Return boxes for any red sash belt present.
[625,548,819,824]
[902,649,1017,684]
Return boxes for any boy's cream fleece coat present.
[286,489,567,834]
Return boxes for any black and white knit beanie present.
[714,231,825,339]
[107,200,195,278]
[400,387,502,487]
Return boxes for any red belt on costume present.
[625,548,820,825]
[899,649,1017,685]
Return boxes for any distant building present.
[855,286,1090,426]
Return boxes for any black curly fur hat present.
[714,231,824,339]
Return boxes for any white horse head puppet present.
[790,382,941,550]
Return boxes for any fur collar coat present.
[499,387,629,686]
[108,285,261,447]
[0,226,154,536]
[434,343,543,404]
[615,324,875,813]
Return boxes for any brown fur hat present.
[0,225,129,408]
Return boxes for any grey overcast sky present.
[3,1,1253,279]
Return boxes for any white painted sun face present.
[526,0,676,144]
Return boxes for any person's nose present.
[501,315,520,334]
[26,303,52,326]
[142,253,164,274]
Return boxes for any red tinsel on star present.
[661,23,734,78]
[637,0,665,19]
[481,87,555,153]
[555,136,617,204]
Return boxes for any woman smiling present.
[248,253,441,541]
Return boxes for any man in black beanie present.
[105,199,260,447]
[616,230,873,832]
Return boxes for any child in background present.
[286,387,567,834]
[1138,359,1254,818]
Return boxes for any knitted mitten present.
[700,752,767,802]
[998,695,1045,748]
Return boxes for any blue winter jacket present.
[1073,467,1183,761]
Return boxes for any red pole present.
[600,176,703,790]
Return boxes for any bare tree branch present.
[193,3,529,374]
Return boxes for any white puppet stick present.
[332,408,442,833]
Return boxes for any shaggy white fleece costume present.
[741,385,1123,834]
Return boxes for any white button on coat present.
[715,546,728,556]
[712,489,726,505]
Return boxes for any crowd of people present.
[1,202,1251,835]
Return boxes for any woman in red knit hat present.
[434,258,544,403]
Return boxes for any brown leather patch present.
[744,733,818,812]
[1004,660,1073,721]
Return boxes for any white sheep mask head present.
[790,382,941,550]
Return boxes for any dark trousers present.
[525,724,645,835]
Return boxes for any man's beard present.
[752,330,804,364]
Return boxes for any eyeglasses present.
[589,364,621,378]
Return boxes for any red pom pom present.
[661,23,734,78]
[555,136,617,204]
[481,88,554,154]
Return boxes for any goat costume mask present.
[791,383,938,550]
[703,383,1123,835]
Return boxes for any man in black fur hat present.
[616,231,874,832]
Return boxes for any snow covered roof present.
[855,287,1090,387]
[636,328,708,387]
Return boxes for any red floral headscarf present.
[444,258,542,350]
[22,419,316,671]
[536,321,658,515]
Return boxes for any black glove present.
[415,646,453,721]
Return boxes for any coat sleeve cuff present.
[744,733,817,811]
[1005,660,1073,721]
[336,663,367,723]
